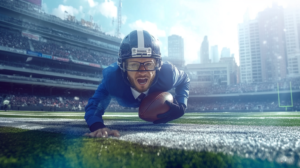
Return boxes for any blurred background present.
[0,0,299,112]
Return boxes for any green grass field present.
[1,111,300,126]
[1,111,300,168]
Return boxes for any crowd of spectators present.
[0,27,118,66]
[0,0,120,41]
[0,28,30,50]
[0,74,98,88]
[187,99,300,112]
[0,61,101,78]
[3,94,88,111]
[31,40,69,58]
[64,44,118,65]
[31,39,118,64]
[2,92,299,112]
[0,93,135,112]
[189,77,300,95]
[21,20,119,51]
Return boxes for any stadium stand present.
[0,28,118,66]
[187,99,300,112]
[0,74,98,87]
[0,0,120,42]
[0,28,30,50]
[0,92,138,112]
[0,61,101,78]
[1,91,299,112]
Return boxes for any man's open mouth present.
[136,78,148,85]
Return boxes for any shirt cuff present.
[85,115,104,127]
[89,122,106,132]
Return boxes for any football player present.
[84,30,190,138]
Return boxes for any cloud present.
[98,0,117,18]
[129,20,166,38]
[52,5,79,20]
[87,0,98,8]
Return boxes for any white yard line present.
[1,112,300,119]
[182,116,300,119]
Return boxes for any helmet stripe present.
[137,30,145,48]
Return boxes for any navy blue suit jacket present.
[84,61,190,128]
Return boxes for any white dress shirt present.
[130,87,149,100]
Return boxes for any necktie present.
[137,93,146,101]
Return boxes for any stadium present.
[1,0,300,168]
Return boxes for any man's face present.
[126,58,156,93]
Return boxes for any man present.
[84,30,190,138]
[3,99,9,112]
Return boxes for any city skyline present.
[42,0,296,66]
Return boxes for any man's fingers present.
[83,128,120,138]
[102,127,109,131]
[173,98,178,104]
[89,130,99,137]
[165,100,173,106]
[108,130,120,137]
[153,117,169,124]
[95,131,103,138]
[102,130,108,137]
[157,110,171,119]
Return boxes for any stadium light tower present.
[115,0,122,38]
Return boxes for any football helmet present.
[117,30,162,87]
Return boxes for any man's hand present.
[153,98,185,124]
[83,127,120,138]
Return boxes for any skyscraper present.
[258,3,287,81]
[200,36,210,63]
[167,34,185,67]
[238,19,262,83]
[221,47,231,57]
[210,45,219,63]
[284,3,300,77]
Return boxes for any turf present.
[0,126,296,168]
[1,111,300,126]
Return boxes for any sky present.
[42,0,291,65]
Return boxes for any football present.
[139,92,173,122]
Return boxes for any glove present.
[153,98,185,124]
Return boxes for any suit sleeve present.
[84,74,111,131]
[172,65,190,108]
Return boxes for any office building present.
[210,45,219,63]
[200,36,210,63]
[167,34,185,67]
